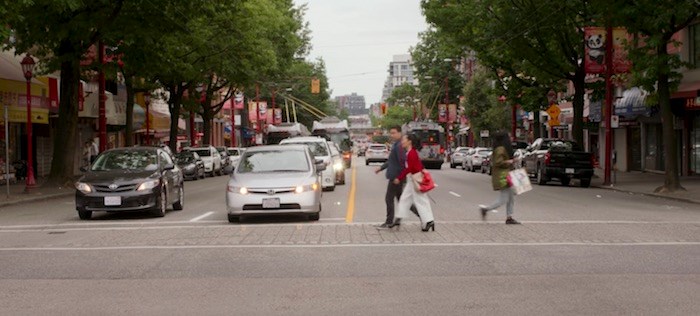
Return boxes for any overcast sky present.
[295,0,429,106]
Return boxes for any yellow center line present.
[345,165,357,223]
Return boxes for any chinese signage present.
[584,27,631,74]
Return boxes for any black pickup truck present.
[523,138,594,187]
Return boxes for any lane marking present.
[0,242,698,251]
[345,166,357,223]
[189,211,215,222]
[449,191,461,197]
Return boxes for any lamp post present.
[193,86,203,147]
[20,54,37,192]
[144,92,151,145]
[98,41,107,152]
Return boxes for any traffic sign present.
[548,118,560,127]
[546,104,561,119]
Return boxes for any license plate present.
[565,168,575,174]
[262,198,280,209]
[104,196,122,206]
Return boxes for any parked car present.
[216,146,232,174]
[226,145,323,222]
[280,136,336,191]
[175,151,205,180]
[75,147,184,220]
[463,147,490,172]
[187,146,223,176]
[227,147,245,170]
[365,144,390,165]
[523,138,594,187]
[328,141,346,185]
[480,152,493,175]
[450,147,472,169]
[513,148,527,169]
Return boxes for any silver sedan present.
[226,145,324,222]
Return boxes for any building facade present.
[335,93,367,115]
[381,54,417,102]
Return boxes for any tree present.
[604,0,699,192]
[379,106,414,129]
[422,0,592,145]
[463,68,510,139]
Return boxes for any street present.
[0,157,698,315]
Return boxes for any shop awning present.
[133,104,186,133]
[672,81,700,99]
[79,91,126,125]
[615,87,650,118]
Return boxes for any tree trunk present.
[124,75,134,147]
[572,68,585,145]
[533,101,542,139]
[167,83,182,153]
[202,105,213,146]
[655,45,684,193]
[47,43,80,186]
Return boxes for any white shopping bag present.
[507,168,532,195]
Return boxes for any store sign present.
[0,106,49,124]
[686,97,700,110]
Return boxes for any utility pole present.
[603,25,614,186]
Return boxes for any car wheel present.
[78,210,92,220]
[537,166,548,185]
[173,186,184,211]
[450,163,456,169]
[309,212,320,221]
[561,178,571,186]
[580,178,592,188]
[227,214,240,223]
[152,189,167,217]
[326,185,336,192]
[461,162,466,170]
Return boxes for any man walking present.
[375,126,418,228]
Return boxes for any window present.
[691,23,700,68]
[237,150,310,173]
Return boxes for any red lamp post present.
[20,54,37,192]
[144,92,151,145]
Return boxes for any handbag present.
[507,168,532,195]
[412,170,436,193]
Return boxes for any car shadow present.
[233,214,315,225]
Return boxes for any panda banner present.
[584,27,606,74]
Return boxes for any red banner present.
[266,109,274,124]
[274,108,282,124]
[234,93,244,110]
[585,27,606,74]
[612,28,632,73]
[448,104,457,123]
[438,104,447,123]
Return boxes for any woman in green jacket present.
[478,132,520,224]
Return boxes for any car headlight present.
[227,186,248,195]
[333,162,344,171]
[295,183,319,194]
[75,182,93,194]
[136,179,160,191]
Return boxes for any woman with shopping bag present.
[478,132,521,225]
[388,134,436,232]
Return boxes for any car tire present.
[450,163,456,169]
[326,185,336,192]
[580,178,592,188]
[152,189,167,217]
[78,210,92,220]
[537,166,548,185]
[227,214,240,223]
[461,163,466,170]
[561,178,571,186]
[173,186,184,211]
[309,212,320,221]
[365,160,369,166]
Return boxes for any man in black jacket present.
[375,126,419,228]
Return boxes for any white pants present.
[397,177,434,225]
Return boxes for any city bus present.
[264,123,310,145]
[402,121,446,169]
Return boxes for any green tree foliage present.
[379,106,414,129]
[602,0,699,192]
[385,83,420,108]
[463,68,510,140]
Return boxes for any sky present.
[295,0,429,106]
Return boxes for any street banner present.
[233,92,244,110]
[266,109,274,124]
[274,108,282,124]
[258,101,267,122]
[448,104,457,123]
[248,102,257,123]
[584,27,606,74]
[438,104,447,123]
[612,28,632,73]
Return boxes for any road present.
[0,157,698,315]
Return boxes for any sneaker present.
[505,218,521,225]
[478,205,488,220]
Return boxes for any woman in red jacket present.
[389,134,435,231]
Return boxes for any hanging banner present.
[612,28,632,73]
[234,92,244,110]
[248,102,258,123]
[584,27,606,74]
[274,108,282,124]
[448,104,457,123]
[266,109,274,124]
[438,104,447,123]
[258,101,267,123]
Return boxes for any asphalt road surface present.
[0,157,698,315]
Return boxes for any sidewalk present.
[592,169,700,205]
[0,179,74,208]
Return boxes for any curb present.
[0,191,74,208]
[593,185,700,205]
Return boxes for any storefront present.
[672,80,700,176]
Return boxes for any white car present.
[280,136,336,191]
[328,141,346,185]
[226,145,323,222]
[450,147,472,168]
[227,147,245,170]
[187,146,223,176]
[463,147,489,172]
[365,144,390,165]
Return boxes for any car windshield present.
[192,149,211,157]
[175,153,196,164]
[237,150,309,173]
[370,145,386,151]
[228,149,240,156]
[91,150,158,172]
[457,149,469,153]
[478,150,491,156]
[284,141,328,157]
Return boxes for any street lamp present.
[20,54,37,192]
[144,92,151,145]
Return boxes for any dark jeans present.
[385,180,419,224]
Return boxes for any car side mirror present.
[315,159,326,172]
[163,163,175,171]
